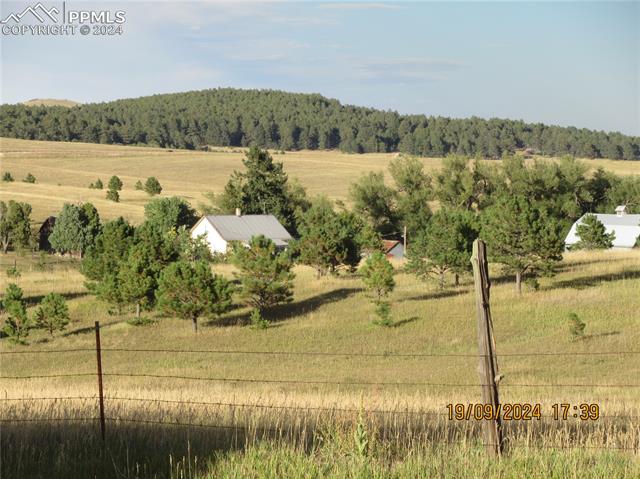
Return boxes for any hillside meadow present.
[1,137,639,225]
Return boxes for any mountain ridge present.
[2,88,638,160]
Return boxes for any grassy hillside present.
[2,138,639,225]
[1,137,639,477]
[1,249,639,477]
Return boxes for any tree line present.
[1,88,638,159]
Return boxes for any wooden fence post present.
[470,239,503,457]
[95,321,106,441]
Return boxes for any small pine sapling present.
[568,312,586,341]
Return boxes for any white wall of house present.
[191,218,228,254]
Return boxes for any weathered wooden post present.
[95,321,106,441]
[470,239,503,456]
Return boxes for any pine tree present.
[106,188,119,202]
[2,283,31,344]
[232,235,295,320]
[482,195,564,294]
[34,293,70,336]
[157,260,233,333]
[0,200,32,253]
[359,251,395,325]
[108,175,123,191]
[572,214,615,250]
[349,171,400,237]
[135,180,143,191]
[117,244,156,318]
[2,172,14,182]
[23,173,36,183]
[144,177,163,196]
[406,209,479,289]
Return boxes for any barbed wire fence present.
[1,240,639,456]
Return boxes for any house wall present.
[191,219,228,254]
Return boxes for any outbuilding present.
[190,209,293,254]
[564,206,640,250]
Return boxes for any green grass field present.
[1,138,639,477]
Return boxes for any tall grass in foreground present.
[1,397,638,478]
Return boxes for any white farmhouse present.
[190,209,293,254]
[564,205,640,250]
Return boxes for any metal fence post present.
[95,321,106,441]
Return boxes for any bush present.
[1,283,31,344]
[89,179,103,189]
[106,189,119,202]
[144,177,162,196]
[568,312,586,340]
[135,180,143,191]
[23,173,36,183]
[6,265,21,278]
[2,172,14,182]
[249,309,269,329]
[108,176,123,191]
[34,293,70,336]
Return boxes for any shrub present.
[144,177,162,196]
[249,309,269,330]
[108,176,123,191]
[6,265,21,278]
[34,293,70,336]
[106,189,119,202]
[23,173,36,183]
[94,179,103,190]
[2,172,14,182]
[572,214,615,250]
[135,180,143,191]
[1,283,31,344]
[568,312,586,340]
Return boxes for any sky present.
[1,1,639,135]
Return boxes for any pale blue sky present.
[1,1,638,135]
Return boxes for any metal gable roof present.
[205,215,293,242]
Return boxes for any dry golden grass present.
[1,250,639,420]
[2,137,639,224]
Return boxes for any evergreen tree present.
[482,195,564,294]
[2,172,14,182]
[144,177,163,195]
[106,189,119,202]
[436,156,495,211]
[232,235,295,320]
[213,147,305,234]
[117,243,157,318]
[2,283,31,344]
[49,203,100,257]
[108,175,123,191]
[157,260,233,333]
[135,180,143,190]
[144,197,198,232]
[359,251,395,325]
[295,197,363,276]
[406,209,479,289]
[0,200,32,253]
[572,214,615,249]
[389,155,433,234]
[94,178,103,190]
[23,173,36,183]
[349,171,400,237]
[34,293,70,336]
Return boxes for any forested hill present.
[1,88,638,160]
